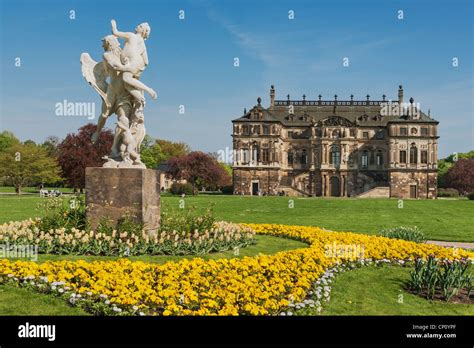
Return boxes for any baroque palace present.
[231,85,439,198]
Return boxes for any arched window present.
[361,150,368,168]
[409,144,418,164]
[330,145,341,166]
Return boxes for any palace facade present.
[231,85,439,198]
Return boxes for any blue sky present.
[0,0,472,158]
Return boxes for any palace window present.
[376,151,383,167]
[363,131,369,139]
[330,146,341,166]
[288,131,294,138]
[250,146,260,163]
[409,145,418,164]
[262,148,270,162]
[399,150,407,164]
[242,125,249,135]
[350,129,356,137]
[421,127,428,136]
[376,130,384,139]
[400,127,408,136]
[421,150,428,164]
[332,129,340,138]
[243,149,249,163]
[287,152,294,165]
[348,154,354,166]
[361,151,368,168]
[301,149,308,165]
[263,125,270,135]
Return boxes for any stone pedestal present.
[85,167,160,234]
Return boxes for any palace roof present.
[232,87,438,127]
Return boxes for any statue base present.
[85,167,160,235]
[102,157,146,169]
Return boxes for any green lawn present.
[0,186,74,194]
[321,265,474,315]
[0,284,88,315]
[1,194,472,242]
[0,191,473,315]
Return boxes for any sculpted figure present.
[111,19,157,104]
[80,20,156,168]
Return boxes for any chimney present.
[398,85,404,104]
[270,85,275,107]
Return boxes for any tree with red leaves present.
[167,151,230,194]
[445,158,474,195]
[57,124,113,192]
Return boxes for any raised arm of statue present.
[111,19,132,39]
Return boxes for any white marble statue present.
[80,19,156,168]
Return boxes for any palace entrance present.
[252,182,259,195]
[330,176,340,197]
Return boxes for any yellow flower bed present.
[0,224,472,316]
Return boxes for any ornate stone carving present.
[316,116,355,127]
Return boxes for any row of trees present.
[0,125,232,194]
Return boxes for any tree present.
[23,139,37,146]
[0,131,20,152]
[444,159,474,194]
[41,136,61,157]
[167,151,229,194]
[57,124,113,191]
[438,151,474,188]
[140,136,191,169]
[0,143,62,194]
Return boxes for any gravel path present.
[426,240,474,250]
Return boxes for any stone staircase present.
[355,186,390,198]
[279,185,308,196]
